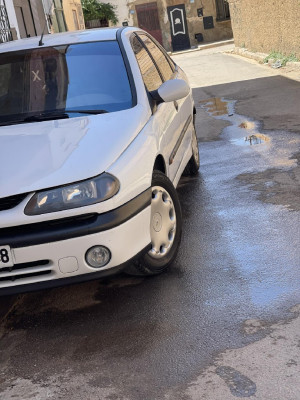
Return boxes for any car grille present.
[0,260,53,286]
[0,213,98,248]
[0,193,28,211]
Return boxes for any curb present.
[170,38,234,56]
[230,47,300,72]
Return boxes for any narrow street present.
[0,45,299,400]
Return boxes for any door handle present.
[174,101,178,111]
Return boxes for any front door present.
[131,33,185,182]
[167,4,190,52]
[136,2,163,46]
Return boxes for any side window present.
[131,36,162,92]
[138,34,174,81]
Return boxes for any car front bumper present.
[0,189,151,295]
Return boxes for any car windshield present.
[0,41,133,125]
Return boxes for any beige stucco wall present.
[108,0,134,26]
[112,0,232,51]
[63,0,85,31]
[228,0,300,58]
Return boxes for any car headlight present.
[25,173,120,215]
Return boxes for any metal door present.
[167,4,190,52]
[136,2,163,45]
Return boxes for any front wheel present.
[125,171,182,276]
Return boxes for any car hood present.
[0,105,148,198]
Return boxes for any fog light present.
[85,246,111,268]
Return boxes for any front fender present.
[107,124,160,208]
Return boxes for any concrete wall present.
[112,0,233,51]
[228,0,300,58]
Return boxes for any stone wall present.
[228,0,300,58]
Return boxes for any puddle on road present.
[215,366,257,397]
[237,160,300,211]
[199,97,300,211]
[199,97,271,147]
[239,121,255,130]
[199,97,234,117]
[234,133,270,146]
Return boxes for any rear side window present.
[138,34,174,81]
[131,36,162,92]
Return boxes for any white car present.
[0,27,199,295]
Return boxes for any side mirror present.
[150,79,190,103]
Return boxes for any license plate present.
[0,246,14,268]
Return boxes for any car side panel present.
[121,29,194,187]
[152,100,184,182]
[168,67,194,182]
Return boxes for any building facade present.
[110,0,233,52]
[43,0,85,34]
[228,0,300,59]
[62,0,85,31]
[0,0,45,41]
[0,0,84,44]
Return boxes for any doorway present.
[136,2,163,46]
[167,4,190,52]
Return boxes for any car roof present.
[0,27,135,53]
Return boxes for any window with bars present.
[215,0,230,21]
[0,0,13,43]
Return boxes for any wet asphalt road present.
[0,46,300,399]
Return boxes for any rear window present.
[0,41,133,124]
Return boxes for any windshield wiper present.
[0,109,108,126]
[0,112,69,126]
[64,109,108,114]
[23,112,69,122]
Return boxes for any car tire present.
[125,170,182,276]
[184,125,200,176]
